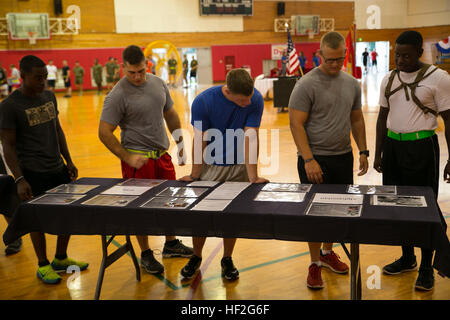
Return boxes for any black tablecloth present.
[3,177,449,277]
[0,175,20,218]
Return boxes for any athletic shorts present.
[64,79,71,88]
[199,164,249,182]
[23,165,71,198]
[297,151,354,185]
[121,152,176,180]
[47,80,56,88]
[75,77,83,85]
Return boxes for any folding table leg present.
[94,235,141,300]
[126,235,141,281]
[350,243,362,300]
[94,235,108,300]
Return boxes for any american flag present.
[286,29,300,75]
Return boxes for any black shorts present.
[297,151,354,184]
[382,135,439,197]
[64,79,71,88]
[23,165,71,197]
[47,79,56,88]
[372,60,377,65]
[190,71,197,78]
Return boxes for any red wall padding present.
[0,42,320,86]
[0,47,124,90]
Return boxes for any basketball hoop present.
[28,31,37,45]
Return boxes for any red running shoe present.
[320,250,349,274]
[307,264,324,289]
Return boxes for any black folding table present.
[3,177,449,300]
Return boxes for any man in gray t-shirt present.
[288,32,369,290]
[99,45,193,275]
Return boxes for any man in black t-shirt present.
[62,60,71,98]
[362,48,369,73]
[0,55,88,284]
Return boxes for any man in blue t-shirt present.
[179,68,269,281]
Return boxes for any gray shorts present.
[199,164,249,182]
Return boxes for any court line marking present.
[185,241,223,299]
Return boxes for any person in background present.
[167,54,178,88]
[8,65,21,93]
[371,49,378,72]
[190,57,198,85]
[113,58,121,86]
[46,60,58,92]
[182,54,189,88]
[147,53,156,75]
[298,51,307,73]
[362,48,369,74]
[92,58,103,95]
[0,61,8,99]
[62,60,71,98]
[312,51,321,68]
[105,57,116,93]
[73,61,85,95]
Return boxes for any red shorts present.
[121,153,176,180]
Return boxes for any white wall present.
[114,0,244,33]
[354,0,450,29]
[257,0,450,29]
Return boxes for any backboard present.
[7,13,50,40]
[292,15,320,36]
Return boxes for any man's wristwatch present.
[359,150,369,157]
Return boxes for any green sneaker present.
[51,257,89,273]
[37,265,62,284]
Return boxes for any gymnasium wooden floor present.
[0,71,449,300]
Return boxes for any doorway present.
[355,41,389,75]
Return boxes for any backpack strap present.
[384,70,399,110]
[409,64,439,116]
[384,64,439,116]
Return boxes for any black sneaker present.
[415,267,434,291]
[140,250,164,274]
[162,240,193,258]
[383,256,417,275]
[221,257,239,281]
[181,255,202,278]
[5,238,22,255]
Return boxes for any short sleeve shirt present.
[191,86,264,165]
[0,90,63,172]
[73,66,84,78]
[379,66,450,133]
[100,74,174,151]
[46,65,58,80]
[288,68,362,156]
